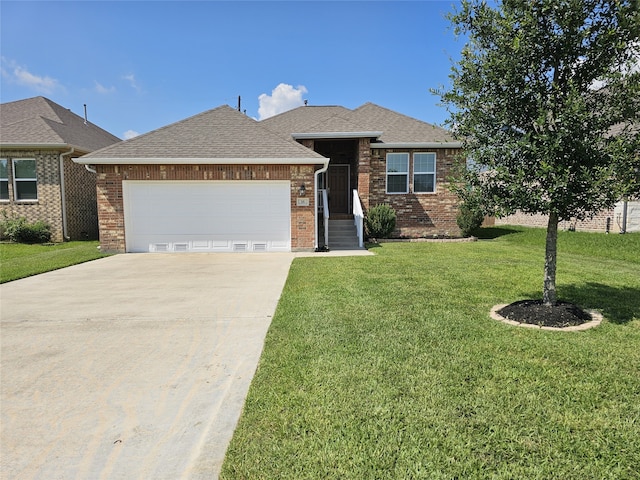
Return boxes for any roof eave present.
[291,131,383,140]
[73,157,328,165]
[370,142,463,149]
[1,143,91,155]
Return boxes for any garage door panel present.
[123,181,291,252]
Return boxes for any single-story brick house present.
[1,96,120,241]
[76,102,463,253]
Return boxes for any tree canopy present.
[443,0,639,218]
[439,0,640,305]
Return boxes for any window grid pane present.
[16,181,38,200]
[386,154,409,173]
[414,174,435,193]
[387,175,408,193]
[14,159,37,179]
[0,159,8,179]
[414,153,435,173]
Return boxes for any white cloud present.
[94,80,115,94]
[122,73,141,92]
[123,129,140,140]
[1,57,60,94]
[258,83,308,120]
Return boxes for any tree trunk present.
[543,212,559,306]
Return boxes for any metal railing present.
[352,189,364,248]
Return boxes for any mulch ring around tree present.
[491,300,603,331]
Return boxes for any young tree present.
[440,0,640,306]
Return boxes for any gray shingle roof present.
[261,102,456,143]
[348,103,455,143]
[1,96,121,152]
[260,106,352,139]
[82,105,326,161]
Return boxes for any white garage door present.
[123,181,291,252]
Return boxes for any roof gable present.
[346,103,455,143]
[260,106,353,138]
[260,102,456,144]
[82,105,326,161]
[0,96,120,152]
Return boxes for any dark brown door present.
[327,164,349,214]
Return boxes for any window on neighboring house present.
[13,159,38,201]
[0,159,8,201]
[413,152,436,193]
[386,153,409,193]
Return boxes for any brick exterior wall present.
[494,208,617,233]
[357,138,371,210]
[368,147,463,237]
[0,150,99,242]
[95,163,317,253]
[63,157,98,239]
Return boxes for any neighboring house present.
[494,122,640,233]
[1,96,121,242]
[493,201,640,233]
[75,102,463,253]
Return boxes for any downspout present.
[85,164,97,174]
[59,147,75,241]
[314,158,330,250]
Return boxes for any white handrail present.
[322,189,330,248]
[353,189,364,248]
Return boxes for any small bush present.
[1,213,52,243]
[365,204,396,238]
[457,202,485,237]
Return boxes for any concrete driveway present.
[0,253,294,479]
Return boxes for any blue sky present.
[1,1,464,140]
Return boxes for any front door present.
[327,164,350,214]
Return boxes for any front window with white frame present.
[0,159,8,201]
[413,152,436,193]
[386,153,409,194]
[13,159,38,201]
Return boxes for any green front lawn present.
[0,241,110,283]
[221,227,640,479]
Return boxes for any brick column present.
[290,164,316,251]
[357,138,371,210]
[96,165,126,252]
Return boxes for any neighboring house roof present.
[0,96,121,153]
[78,105,326,164]
[261,102,459,146]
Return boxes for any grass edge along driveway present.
[0,241,109,283]
[221,227,640,480]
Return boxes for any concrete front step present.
[328,219,361,249]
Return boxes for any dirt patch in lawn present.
[491,300,603,331]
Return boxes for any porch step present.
[327,218,362,249]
